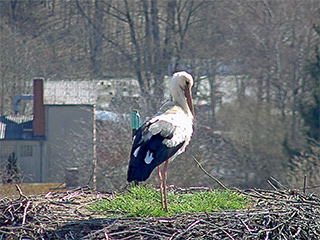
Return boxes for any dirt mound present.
[1,186,319,239]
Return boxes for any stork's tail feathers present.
[127,163,155,182]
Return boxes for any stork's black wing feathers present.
[127,120,185,182]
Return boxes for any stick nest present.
[0,186,319,239]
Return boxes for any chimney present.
[33,78,45,137]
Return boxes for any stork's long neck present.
[171,87,193,118]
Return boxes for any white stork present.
[127,71,194,211]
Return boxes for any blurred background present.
[0,0,319,194]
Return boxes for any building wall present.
[45,105,94,186]
[0,140,42,182]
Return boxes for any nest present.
[0,186,319,239]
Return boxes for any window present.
[0,145,15,158]
[20,145,33,157]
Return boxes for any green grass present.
[88,185,249,218]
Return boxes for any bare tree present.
[1,0,319,190]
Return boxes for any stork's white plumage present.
[127,71,194,211]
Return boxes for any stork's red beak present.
[183,86,194,117]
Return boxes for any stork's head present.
[169,71,194,117]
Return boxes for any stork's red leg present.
[162,160,169,212]
[158,166,164,209]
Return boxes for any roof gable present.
[0,116,33,140]
[44,81,98,105]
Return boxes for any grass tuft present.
[89,185,249,218]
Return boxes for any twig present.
[270,177,288,190]
[22,201,31,225]
[192,156,228,190]
[303,185,320,190]
[81,219,118,239]
[239,218,252,234]
[15,185,27,199]
[267,180,278,190]
[221,228,235,240]
[50,180,66,191]
[171,219,201,239]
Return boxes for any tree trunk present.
[151,0,164,106]
[89,0,104,78]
